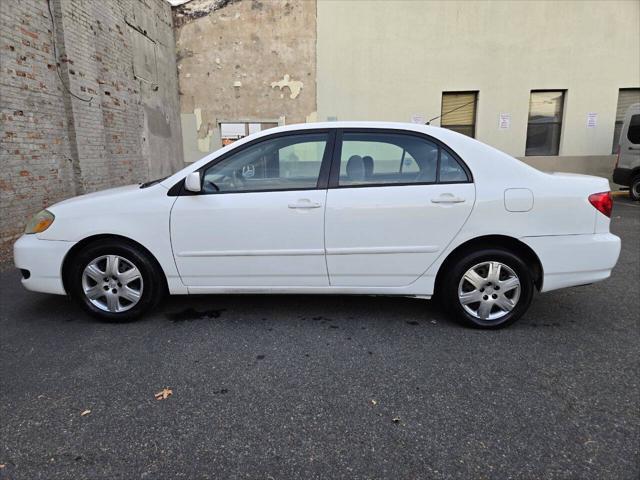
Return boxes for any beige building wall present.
[317,0,640,170]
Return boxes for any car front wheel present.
[68,239,164,321]
[440,249,534,329]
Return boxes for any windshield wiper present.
[139,176,168,189]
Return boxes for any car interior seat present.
[346,155,366,182]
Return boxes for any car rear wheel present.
[68,239,164,321]
[630,175,640,201]
[440,249,534,329]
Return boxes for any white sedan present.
[14,122,621,328]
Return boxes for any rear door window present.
[336,131,469,186]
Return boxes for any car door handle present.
[288,200,322,209]
[431,194,466,204]
[629,146,640,150]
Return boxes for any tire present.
[630,175,640,201]
[67,239,164,322]
[440,248,534,329]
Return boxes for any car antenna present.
[425,98,476,125]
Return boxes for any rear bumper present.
[14,235,75,295]
[613,167,632,187]
[521,233,621,292]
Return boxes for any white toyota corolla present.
[14,122,621,328]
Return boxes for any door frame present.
[168,129,338,197]
[326,128,474,189]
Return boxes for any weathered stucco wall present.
[0,0,183,261]
[174,0,317,163]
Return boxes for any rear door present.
[324,129,475,287]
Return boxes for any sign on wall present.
[587,112,598,128]
[499,113,511,129]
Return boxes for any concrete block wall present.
[0,0,183,262]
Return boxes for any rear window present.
[627,114,640,144]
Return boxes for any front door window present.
[202,133,329,193]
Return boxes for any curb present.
[611,190,629,198]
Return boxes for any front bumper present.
[14,235,75,295]
[522,233,621,292]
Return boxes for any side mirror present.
[184,171,201,193]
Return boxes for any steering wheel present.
[204,170,246,193]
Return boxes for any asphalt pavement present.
[1,198,638,479]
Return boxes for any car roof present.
[159,121,537,189]
[257,121,438,135]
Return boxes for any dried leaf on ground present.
[155,388,173,400]
[80,409,91,416]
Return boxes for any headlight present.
[25,210,55,234]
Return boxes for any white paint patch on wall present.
[271,74,304,99]
[194,108,213,152]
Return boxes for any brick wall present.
[0,0,183,263]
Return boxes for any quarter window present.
[337,132,469,186]
[202,133,328,193]
[525,90,565,156]
[439,150,468,182]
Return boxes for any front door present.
[325,130,475,287]
[170,131,333,287]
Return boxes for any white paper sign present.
[499,113,511,129]
[411,114,425,125]
[587,112,597,128]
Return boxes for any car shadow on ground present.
[3,266,617,333]
[160,292,446,324]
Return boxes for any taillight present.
[588,192,613,218]
[614,145,620,169]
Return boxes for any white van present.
[613,103,640,200]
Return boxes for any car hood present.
[38,182,173,242]
[50,184,144,209]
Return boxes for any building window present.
[219,122,278,146]
[525,90,565,156]
[612,88,640,152]
[440,92,478,138]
